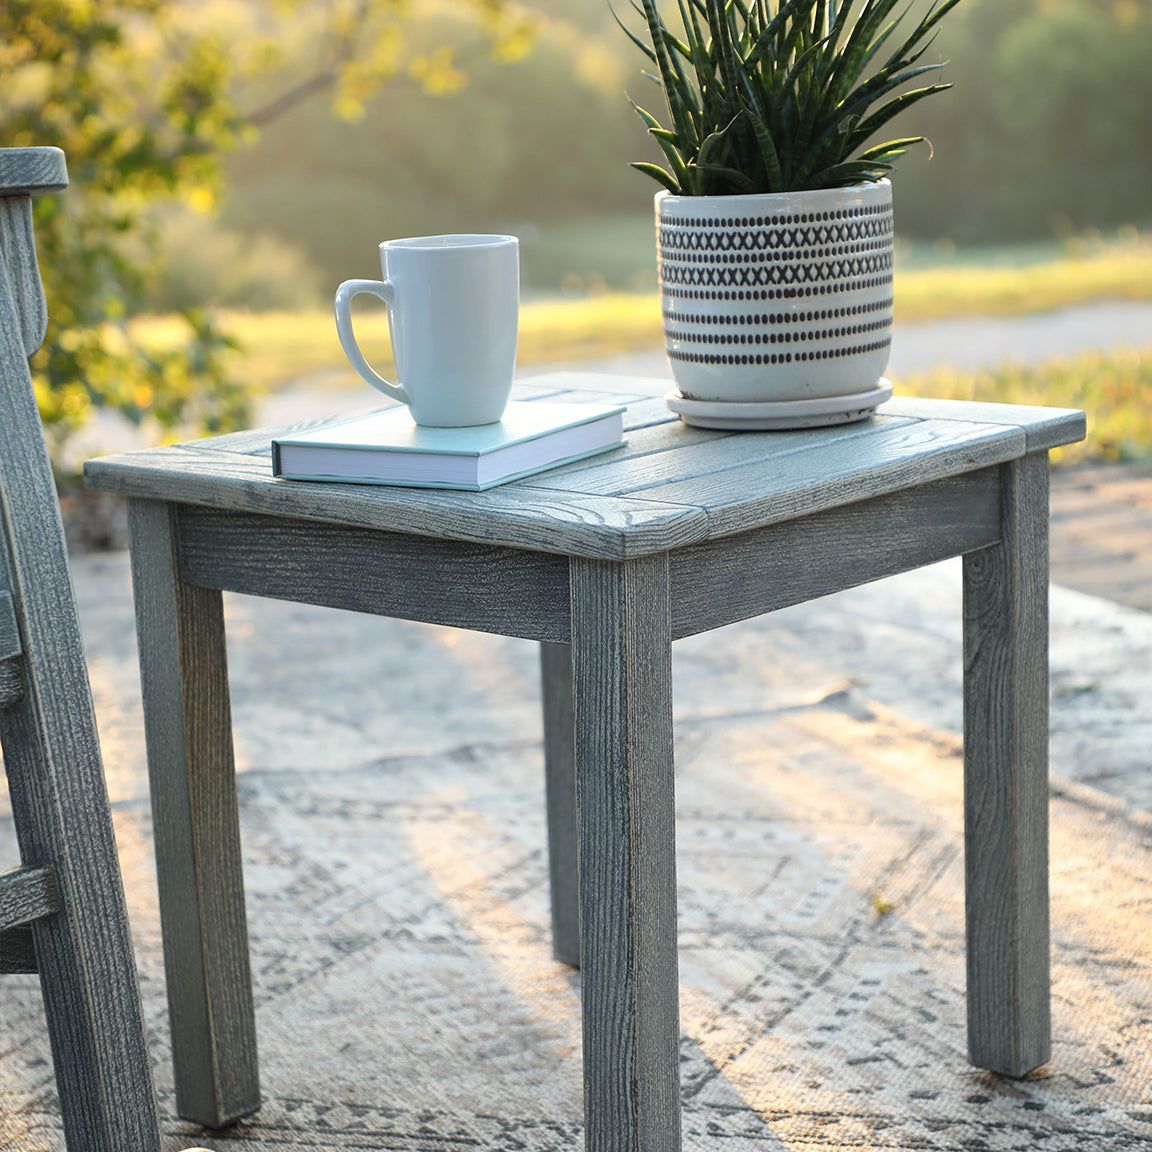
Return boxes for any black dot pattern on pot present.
[657,196,894,371]
[667,336,892,367]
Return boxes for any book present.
[271,399,627,491]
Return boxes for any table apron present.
[175,505,571,643]
[172,465,1002,644]
[669,465,1003,638]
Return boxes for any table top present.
[84,372,1086,560]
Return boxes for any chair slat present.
[0,148,68,197]
[0,926,37,973]
[0,145,163,1150]
[0,590,21,660]
[0,655,22,710]
[0,864,57,931]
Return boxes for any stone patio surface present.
[0,530,1148,1149]
[3,329,1152,1148]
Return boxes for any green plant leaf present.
[630,99,665,131]
[825,0,902,111]
[846,82,950,149]
[609,0,659,65]
[639,0,703,156]
[678,0,714,92]
[743,106,785,189]
[690,161,756,191]
[796,62,944,182]
[631,160,682,192]
[707,0,746,118]
[620,0,964,194]
[857,134,922,160]
[632,98,696,188]
[811,158,891,186]
[697,113,741,167]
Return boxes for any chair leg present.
[570,555,681,1152]
[540,641,580,967]
[2,706,162,1152]
[962,451,1051,1077]
[127,498,260,1126]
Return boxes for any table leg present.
[570,555,681,1152]
[961,451,1051,1077]
[540,641,580,967]
[127,499,260,1126]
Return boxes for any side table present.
[84,373,1085,1151]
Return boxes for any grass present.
[893,347,1152,464]
[128,234,1152,391]
[894,243,1152,320]
[131,293,672,392]
[126,236,1152,460]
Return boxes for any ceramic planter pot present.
[657,180,894,428]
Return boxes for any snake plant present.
[616,0,964,195]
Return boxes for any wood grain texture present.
[621,417,1026,541]
[0,590,21,659]
[571,554,681,1152]
[962,451,1051,1077]
[0,198,48,354]
[0,925,37,973]
[524,413,918,497]
[539,642,580,967]
[127,497,261,1126]
[84,370,1073,1133]
[0,656,23,710]
[0,167,161,1151]
[85,414,1018,559]
[85,383,1087,560]
[882,395,1086,453]
[0,863,58,930]
[177,506,571,642]
[0,147,69,196]
[86,446,710,561]
[521,370,674,402]
[670,468,1002,638]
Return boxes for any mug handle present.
[333,279,411,405]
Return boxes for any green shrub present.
[894,0,1152,241]
[898,346,1152,463]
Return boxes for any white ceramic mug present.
[334,234,519,427]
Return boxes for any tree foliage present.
[0,0,528,464]
[892,0,1152,240]
[1,0,248,457]
[219,12,645,287]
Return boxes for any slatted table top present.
[83,372,1086,561]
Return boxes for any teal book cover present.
[272,400,627,490]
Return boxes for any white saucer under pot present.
[656,180,894,427]
[665,380,892,431]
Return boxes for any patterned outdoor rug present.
[2,555,1151,1150]
[3,688,1151,1149]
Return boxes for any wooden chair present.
[0,146,162,1152]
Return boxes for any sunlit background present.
[3,0,1151,472]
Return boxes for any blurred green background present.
[5,0,1152,469]
[160,0,1152,306]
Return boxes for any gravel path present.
[249,299,1152,431]
[886,299,1152,374]
[517,298,1152,385]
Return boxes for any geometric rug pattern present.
[2,556,1151,1149]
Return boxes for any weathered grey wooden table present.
[85,373,1085,1151]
